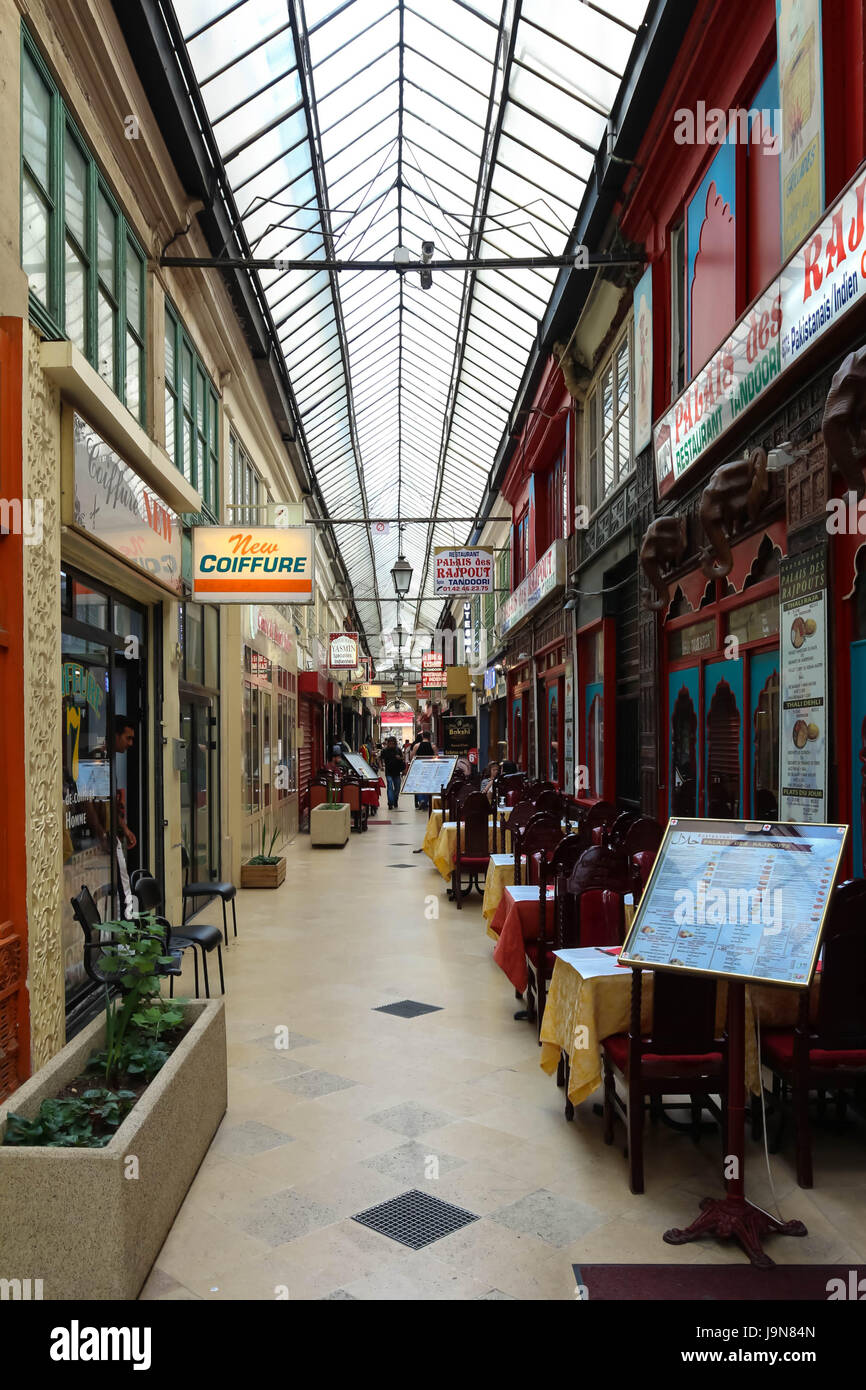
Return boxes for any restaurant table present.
[539,949,819,1108]
[422,811,444,861]
[482,854,514,933]
[489,884,556,992]
[431,818,512,882]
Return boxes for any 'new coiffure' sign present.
[433,547,494,596]
[329,632,359,668]
[191,526,315,603]
[72,414,182,594]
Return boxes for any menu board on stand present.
[402,757,459,797]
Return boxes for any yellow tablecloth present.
[422,811,444,861]
[431,819,509,882]
[482,854,515,935]
[540,956,815,1108]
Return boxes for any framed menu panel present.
[401,757,459,796]
[619,818,847,987]
[342,753,379,780]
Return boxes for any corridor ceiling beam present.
[159,253,645,272]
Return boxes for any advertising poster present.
[776,0,824,259]
[433,547,494,596]
[779,545,828,823]
[563,663,575,796]
[633,267,653,453]
[441,716,477,754]
[191,524,315,603]
[620,818,846,985]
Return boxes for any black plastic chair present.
[135,875,224,997]
[69,884,187,992]
[181,845,238,945]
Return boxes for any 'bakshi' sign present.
[191,525,315,603]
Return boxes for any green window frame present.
[228,429,268,525]
[20,29,146,424]
[164,300,220,514]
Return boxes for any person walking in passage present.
[382,737,406,810]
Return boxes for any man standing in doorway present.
[112,713,138,916]
[382,736,406,811]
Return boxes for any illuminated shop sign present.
[191,526,315,603]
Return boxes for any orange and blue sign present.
[191,526,315,603]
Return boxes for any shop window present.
[164,300,220,513]
[587,324,632,513]
[670,220,686,397]
[706,680,741,817]
[753,668,780,819]
[671,685,698,815]
[21,34,146,423]
[669,617,716,660]
[726,593,780,645]
[547,444,570,543]
[229,430,268,525]
[514,509,530,585]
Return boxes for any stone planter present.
[240,857,287,888]
[310,802,351,846]
[0,997,226,1301]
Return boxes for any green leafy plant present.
[3,1089,137,1148]
[95,912,177,1086]
[248,820,282,864]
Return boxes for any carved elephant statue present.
[639,515,688,612]
[823,347,866,496]
[699,447,768,580]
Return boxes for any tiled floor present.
[141,808,866,1300]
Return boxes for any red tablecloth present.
[491,885,555,993]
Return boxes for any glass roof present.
[170,0,651,661]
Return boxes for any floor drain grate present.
[374,1000,442,1018]
[352,1189,478,1249]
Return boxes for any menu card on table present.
[618,818,847,987]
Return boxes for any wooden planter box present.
[310,802,351,846]
[240,857,286,888]
[0,997,226,1300]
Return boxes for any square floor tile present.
[476,1288,516,1300]
[211,1120,295,1158]
[352,1189,479,1250]
[361,1141,467,1184]
[233,1188,341,1247]
[274,1069,358,1099]
[373,1000,442,1018]
[489,1188,610,1247]
[367,1102,457,1137]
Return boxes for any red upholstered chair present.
[500,773,527,807]
[602,968,727,1193]
[577,800,617,851]
[522,818,566,887]
[606,810,639,846]
[622,817,664,856]
[452,791,491,909]
[340,773,368,832]
[760,878,866,1188]
[502,798,534,861]
[525,834,584,1035]
[512,809,559,885]
[631,850,657,893]
[562,797,586,834]
[531,790,565,819]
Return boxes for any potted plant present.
[241,821,287,887]
[0,911,226,1300]
[310,781,351,847]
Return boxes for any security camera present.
[421,241,434,260]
